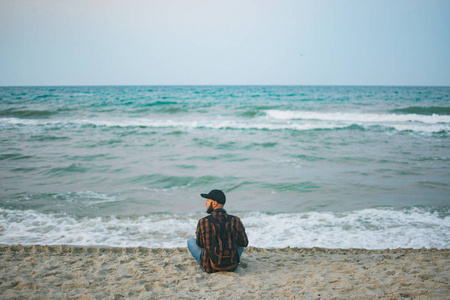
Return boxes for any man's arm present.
[196,219,204,248]
[235,217,249,247]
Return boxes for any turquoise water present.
[0,86,449,248]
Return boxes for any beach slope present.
[0,245,448,299]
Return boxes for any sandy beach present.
[0,245,448,299]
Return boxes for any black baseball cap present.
[201,189,226,204]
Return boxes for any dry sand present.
[0,245,448,299]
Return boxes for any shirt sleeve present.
[235,216,249,247]
[195,219,204,248]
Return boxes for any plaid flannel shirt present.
[195,208,248,273]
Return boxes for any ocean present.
[0,85,449,249]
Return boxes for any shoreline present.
[1,244,448,252]
[1,245,449,299]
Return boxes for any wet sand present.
[0,245,448,299]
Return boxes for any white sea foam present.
[0,208,198,248]
[244,208,450,249]
[50,191,118,205]
[1,207,448,249]
[265,110,450,124]
[1,114,449,133]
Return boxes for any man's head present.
[201,189,226,214]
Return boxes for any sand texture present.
[0,245,448,299]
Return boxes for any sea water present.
[0,86,449,249]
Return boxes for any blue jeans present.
[187,238,244,271]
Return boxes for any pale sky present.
[1,0,449,86]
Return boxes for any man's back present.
[196,208,248,273]
[187,189,249,273]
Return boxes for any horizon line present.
[1,84,450,88]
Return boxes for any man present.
[187,189,248,273]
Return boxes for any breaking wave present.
[264,110,450,124]
[0,207,448,249]
[1,116,448,133]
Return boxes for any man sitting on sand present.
[187,189,248,273]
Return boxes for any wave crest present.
[265,110,450,124]
[391,106,450,116]
[0,207,448,249]
[1,113,449,133]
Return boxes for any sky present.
[0,0,449,86]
